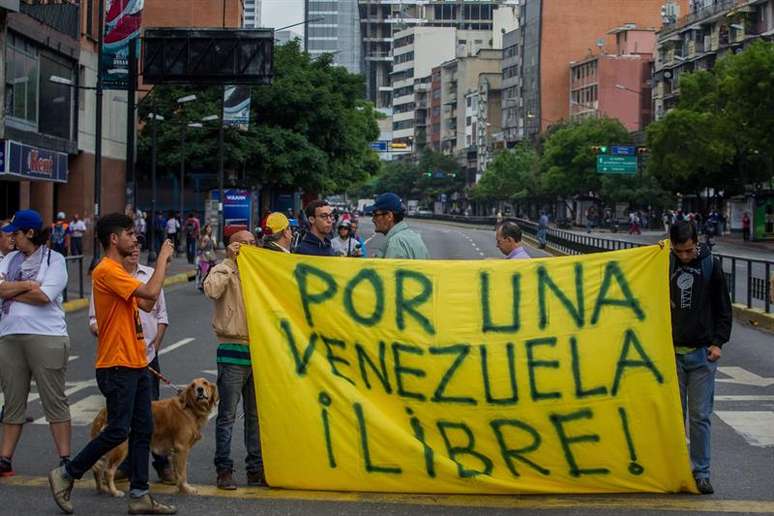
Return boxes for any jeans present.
[67,367,153,495]
[70,237,82,256]
[676,347,717,480]
[186,236,197,264]
[214,363,262,473]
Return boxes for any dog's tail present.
[90,407,108,439]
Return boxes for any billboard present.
[223,86,251,131]
[101,0,143,90]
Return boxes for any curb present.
[63,269,197,313]
[733,304,774,333]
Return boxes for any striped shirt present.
[217,342,251,366]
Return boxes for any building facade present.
[243,0,261,28]
[653,0,774,120]
[569,26,655,132]
[305,0,362,73]
[502,0,687,143]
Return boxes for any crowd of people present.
[0,192,744,511]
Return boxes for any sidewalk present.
[563,227,774,261]
[62,249,202,309]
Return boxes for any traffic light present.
[637,146,648,155]
[592,145,608,154]
[424,169,432,177]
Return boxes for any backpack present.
[52,224,66,246]
[185,220,196,237]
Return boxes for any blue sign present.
[212,189,252,227]
[611,145,636,156]
[0,140,68,183]
[369,141,388,152]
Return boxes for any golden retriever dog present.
[91,377,218,497]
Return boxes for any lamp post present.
[147,112,165,265]
[92,0,105,270]
[175,95,198,237]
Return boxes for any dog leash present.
[148,366,183,395]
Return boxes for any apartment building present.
[305,0,362,73]
[502,0,686,143]
[243,0,261,28]
[360,0,518,108]
[569,25,656,132]
[653,0,774,120]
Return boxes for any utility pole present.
[127,40,137,211]
[218,90,225,247]
[91,0,105,270]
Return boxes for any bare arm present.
[154,323,168,352]
[0,280,36,299]
[12,284,50,305]
[137,298,156,312]
[134,240,174,301]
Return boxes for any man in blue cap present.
[369,193,429,259]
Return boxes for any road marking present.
[716,395,774,401]
[715,411,774,447]
[68,355,79,362]
[34,394,104,426]
[202,369,217,376]
[3,476,774,513]
[479,252,485,257]
[159,338,195,356]
[717,367,774,387]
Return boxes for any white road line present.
[68,355,79,362]
[35,394,104,426]
[479,252,485,257]
[715,411,774,447]
[159,338,195,356]
[716,395,774,401]
[202,369,217,376]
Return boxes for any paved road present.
[2,219,773,515]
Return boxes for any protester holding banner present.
[669,221,732,495]
[203,230,264,489]
[295,201,335,256]
[262,213,293,253]
[495,221,530,260]
[370,193,430,259]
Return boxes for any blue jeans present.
[186,237,197,264]
[676,348,717,480]
[67,367,153,495]
[214,363,262,473]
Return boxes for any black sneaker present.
[246,469,266,487]
[0,457,14,478]
[696,478,714,495]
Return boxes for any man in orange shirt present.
[48,213,176,515]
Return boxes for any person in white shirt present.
[0,219,14,260]
[165,214,180,255]
[331,220,362,257]
[0,210,70,477]
[69,214,87,256]
[88,246,172,483]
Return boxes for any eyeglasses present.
[314,213,334,220]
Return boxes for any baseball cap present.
[2,210,44,233]
[368,193,404,214]
[265,212,290,235]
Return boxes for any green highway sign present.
[597,155,638,175]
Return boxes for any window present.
[5,33,39,128]
[78,65,86,111]
[39,52,75,140]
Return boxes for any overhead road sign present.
[597,155,638,175]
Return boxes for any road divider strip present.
[3,475,774,513]
[62,270,196,313]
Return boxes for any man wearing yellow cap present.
[262,213,293,253]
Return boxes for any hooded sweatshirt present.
[669,243,732,349]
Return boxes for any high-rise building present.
[243,0,261,28]
[305,0,362,73]
[502,0,689,143]
[360,1,518,108]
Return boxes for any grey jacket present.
[375,221,430,259]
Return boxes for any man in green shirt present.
[370,193,430,260]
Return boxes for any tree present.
[473,143,540,201]
[137,41,380,195]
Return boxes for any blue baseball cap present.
[2,210,44,233]
[367,193,404,215]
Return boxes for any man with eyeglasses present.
[203,230,264,489]
[370,193,429,260]
[295,200,334,256]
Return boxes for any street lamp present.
[175,95,198,243]
[147,112,165,265]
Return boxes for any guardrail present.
[410,214,772,313]
[63,254,84,302]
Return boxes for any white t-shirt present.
[0,247,68,337]
[165,218,180,234]
[70,220,87,237]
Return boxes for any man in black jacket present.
[669,221,732,495]
[294,201,334,256]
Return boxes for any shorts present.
[0,334,71,424]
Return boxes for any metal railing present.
[409,213,772,313]
[63,254,84,302]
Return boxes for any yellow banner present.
[239,244,697,494]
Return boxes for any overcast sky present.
[262,0,305,33]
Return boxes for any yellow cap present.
[265,212,289,235]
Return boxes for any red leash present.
[148,366,183,395]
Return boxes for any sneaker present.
[246,469,266,487]
[216,469,237,490]
[696,478,714,495]
[127,494,177,515]
[0,457,14,478]
[48,465,74,514]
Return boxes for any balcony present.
[19,0,79,39]
[661,0,748,36]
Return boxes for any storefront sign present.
[0,140,69,183]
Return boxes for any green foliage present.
[137,41,379,194]
[473,144,540,201]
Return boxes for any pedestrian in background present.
[154,211,166,254]
[0,210,70,478]
[262,213,293,253]
[197,224,217,291]
[203,230,264,490]
[88,246,173,484]
[669,221,732,495]
[50,212,70,256]
[495,221,530,260]
[69,214,86,256]
[48,213,175,515]
[183,213,201,265]
[331,220,362,257]
[537,211,549,248]
[134,211,147,251]
[371,193,429,259]
[349,219,367,257]
[0,219,14,260]
[165,212,180,256]
[295,200,335,256]
[741,212,751,241]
